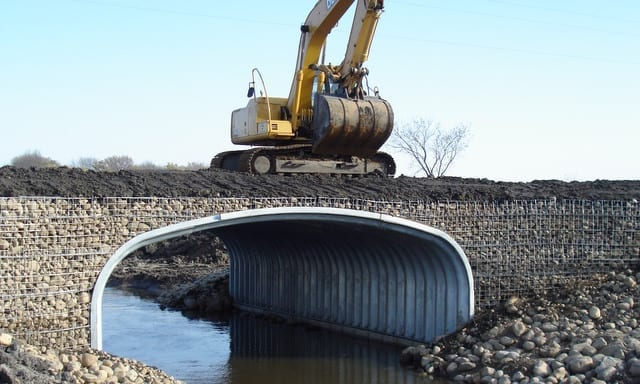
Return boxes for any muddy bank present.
[157,269,232,314]
[108,231,229,298]
[107,230,234,318]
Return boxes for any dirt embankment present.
[3,167,640,383]
[1,166,639,202]
[108,232,229,307]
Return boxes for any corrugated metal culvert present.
[91,208,473,348]
[216,208,474,345]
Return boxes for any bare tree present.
[388,119,469,178]
[94,156,135,171]
[11,151,60,168]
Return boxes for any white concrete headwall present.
[1,197,638,350]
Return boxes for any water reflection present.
[229,314,424,384]
[103,288,443,384]
[102,288,231,383]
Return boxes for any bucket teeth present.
[311,94,394,157]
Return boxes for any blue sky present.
[1,0,638,181]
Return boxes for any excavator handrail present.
[250,68,273,124]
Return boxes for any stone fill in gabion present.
[1,197,639,350]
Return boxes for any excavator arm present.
[338,0,384,95]
[287,0,386,131]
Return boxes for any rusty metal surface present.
[311,95,394,157]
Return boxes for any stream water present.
[102,287,445,383]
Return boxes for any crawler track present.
[211,145,396,176]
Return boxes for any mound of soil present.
[108,232,228,297]
[1,166,639,202]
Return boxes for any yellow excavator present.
[212,0,395,176]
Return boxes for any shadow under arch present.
[91,207,474,349]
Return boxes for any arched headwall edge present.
[91,207,474,349]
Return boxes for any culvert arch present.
[91,207,474,349]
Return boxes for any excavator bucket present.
[311,94,394,157]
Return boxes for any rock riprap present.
[402,269,640,383]
[0,332,184,384]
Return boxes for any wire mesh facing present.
[1,197,638,349]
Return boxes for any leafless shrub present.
[11,151,60,168]
[388,119,469,178]
[94,156,135,171]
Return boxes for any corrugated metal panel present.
[216,212,473,345]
